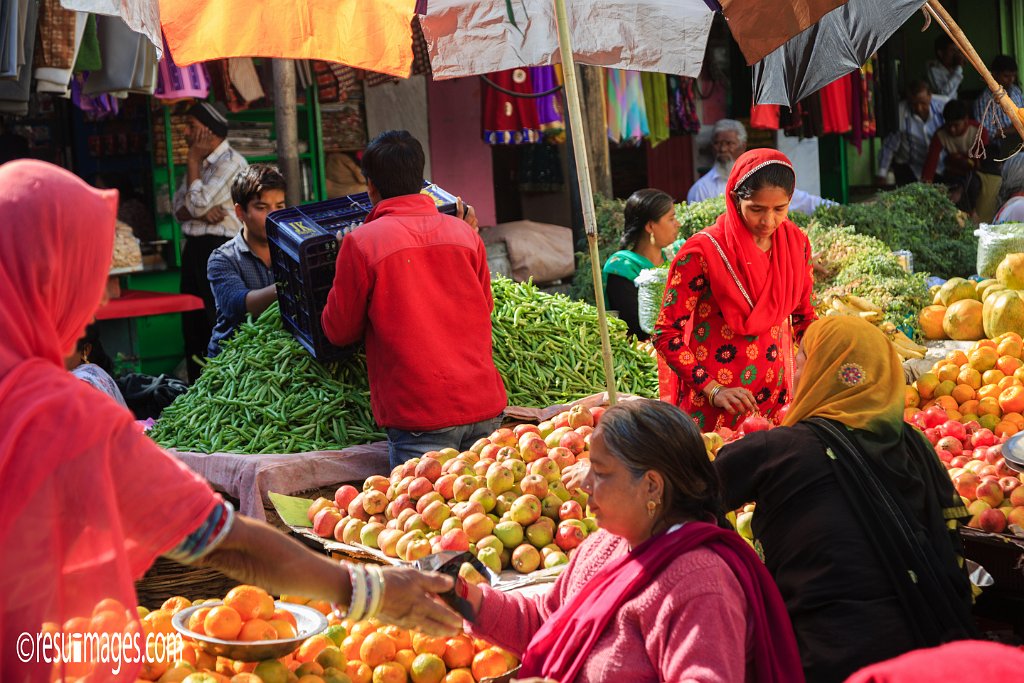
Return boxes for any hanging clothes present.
[820,74,852,135]
[750,104,780,130]
[154,35,209,100]
[36,7,86,95]
[0,0,38,115]
[606,69,648,144]
[860,58,877,139]
[82,13,156,96]
[667,75,700,135]
[227,57,264,103]
[73,13,99,72]
[530,65,564,143]
[850,68,865,152]
[640,71,669,148]
[312,60,357,104]
[34,0,76,72]
[483,68,542,145]
[0,0,21,78]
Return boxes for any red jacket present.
[321,194,507,431]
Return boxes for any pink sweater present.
[468,530,753,683]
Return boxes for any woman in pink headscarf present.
[0,161,460,682]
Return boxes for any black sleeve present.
[605,274,648,340]
[713,431,769,511]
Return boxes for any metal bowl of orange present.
[172,600,328,661]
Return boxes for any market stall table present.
[95,288,203,320]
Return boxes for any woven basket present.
[135,557,239,610]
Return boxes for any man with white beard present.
[687,119,835,214]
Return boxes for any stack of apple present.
[307,406,602,575]
[910,408,1023,535]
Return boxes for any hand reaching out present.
[377,567,463,636]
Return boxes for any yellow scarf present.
[782,317,905,437]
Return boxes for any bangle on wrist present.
[708,384,724,406]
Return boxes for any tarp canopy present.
[62,0,162,57]
[158,0,418,76]
[419,0,715,80]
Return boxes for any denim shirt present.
[207,231,275,356]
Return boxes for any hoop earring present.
[646,500,657,518]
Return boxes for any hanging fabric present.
[482,68,542,145]
[410,17,431,77]
[605,69,649,144]
[36,7,86,95]
[0,0,38,115]
[70,72,119,117]
[1,0,26,79]
[820,74,852,135]
[860,58,877,138]
[34,0,76,72]
[81,14,146,95]
[227,57,264,103]
[750,104,781,130]
[849,68,865,152]
[667,75,700,135]
[530,65,564,143]
[207,59,246,111]
[155,35,209,100]
[73,13,99,72]
[640,71,669,148]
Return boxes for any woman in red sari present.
[653,149,816,431]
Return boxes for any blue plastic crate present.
[266,184,460,361]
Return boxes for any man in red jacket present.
[321,130,507,467]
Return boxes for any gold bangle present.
[708,384,724,405]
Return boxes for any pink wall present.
[427,77,497,227]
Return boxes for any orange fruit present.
[229,674,262,683]
[412,634,447,657]
[306,600,332,616]
[347,661,373,683]
[224,586,275,622]
[315,645,346,671]
[978,397,1003,417]
[409,653,445,683]
[980,413,1001,431]
[232,660,258,674]
[350,622,379,639]
[995,421,1020,437]
[946,409,963,422]
[947,350,969,366]
[916,373,940,400]
[298,634,336,664]
[1016,367,1024,384]
[905,386,920,408]
[1000,376,1023,391]
[93,597,127,617]
[903,407,918,422]
[937,364,960,383]
[977,339,999,350]
[238,618,278,642]
[957,367,983,390]
[360,632,398,668]
[950,383,975,405]
[143,609,176,636]
[188,607,213,636]
[1000,386,1024,414]
[295,661,325,677]
[958,399,980,416]
[935,396,959,414]
[204,606,243,641]
[979,384,1003,401]
[323,624,347,647]
[380,625,413,652]
[998,356,1023,376]
[982,369,1006,386]
[268,619,297,640]
[196,648,217,672]
[394,649,417,673]
[998,336,1023,359]
[162,596,193,614]
[961,413,980,424]
[342,634,366,662]
[442,670,474,683]
[372,661,407,683]
[90,609,128,635]
[1004,412,1024,428]
[253,660,291,683]
[272,608,298,629]
[934,381,957,398]
[471,648,510,681]
[441,637,473,670]
[969,346,999,372]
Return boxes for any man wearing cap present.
[173,101,248,381]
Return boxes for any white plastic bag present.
[975,223,1024,278]
[635,267,668,335]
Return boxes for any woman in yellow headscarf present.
[713,317,976,683]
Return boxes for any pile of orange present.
[133,590,518,683]
[907,332,1024,437]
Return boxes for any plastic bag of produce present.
[975,223,1024,277]
[635,267,668,335]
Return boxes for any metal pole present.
[553,0,618,405]
[273,59,302,206]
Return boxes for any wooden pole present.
[925,0,1024,143]
[273,59,302,206]
[553,0,618,405]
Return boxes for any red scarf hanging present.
[517,522,805,683]
[680,148,810,337]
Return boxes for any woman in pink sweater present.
[460,399,803,683]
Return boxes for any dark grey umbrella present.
[747,0,926,106]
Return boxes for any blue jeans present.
[387,414,504,469]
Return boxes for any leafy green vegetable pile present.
[807,222,931,335]
[813,183,975,278]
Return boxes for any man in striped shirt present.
[172,101,248,381]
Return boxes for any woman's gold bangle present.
[708,384,724,405]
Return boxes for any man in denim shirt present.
[207,165,286,356]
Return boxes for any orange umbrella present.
[158,0,418,77]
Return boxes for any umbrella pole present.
[553,0,618,405]
[925,0,1024,142]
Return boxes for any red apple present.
[949,455,970,469]
[566,406,594,429]
[333,486,359,511]
[313,507,344,538]
[953,472,981,500]
[558,431,586,456]
[1011,486,1024,507]
[558,500,584,521]
[739,414,772,434]
[489,428,517,448]
[555,522,586,551]
[513,424,542,439]
[979,508,1007,534]
[347,493,371,521]
[439,528,470,552]
[590,406,606,424]
[976,479,1005,507]
[998,477,1021,496]
[434,473,457,500]
[415,457,443,483]
[416,491,445,514]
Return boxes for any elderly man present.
[687,119,834,214]
[878,81,944,186]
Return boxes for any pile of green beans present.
[491,277,659,406]
[150,304,383,454]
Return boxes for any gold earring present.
[81,352,89,364]
[649,232,656,246]
[646,500,657,518]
